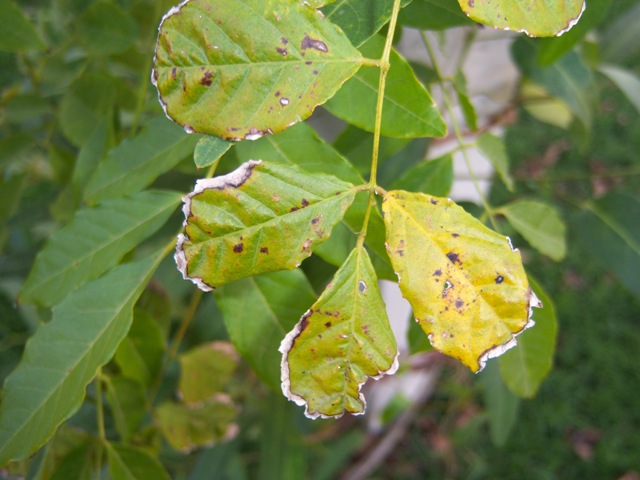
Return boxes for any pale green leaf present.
[194,136,232,169]
[458,0,585,37]
[382,191,540,372]
[105,376,146,443]
[481,361,520,447]
[0,2,45,52]
[391,153,453,197]
[280,246,398,418]
[20,190,181,307]
[497,200,567,261]
[476,132,514,192]
[0,253,163,465]
[155,397,238,453]
[152,0,362,140]
[499,276,557,397]
[179,342,238,404]
[76,2,138,55]
[453,71,478,131]
[215,269,317,390]
[325,35,446,138]
[598,64,640,116]
[521,80,573,129]
[84,117,199,203]
[107,443,171,480]
[177,161,356,290]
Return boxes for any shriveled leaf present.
[176,161,356,290]
[84,117,199,203]
[155,396,238,453]
[105,376,146,443]
[499,276,557,397]
[325,35,446,139]
[497,200,567,261]
[194,136,232,169]
[179,342,238,404]
[391,153,453,197]
[458,0,585,37]
[0,2,45,52]
[481,361,520,447]
[476,132,514,192]
[382,191,540,372]
[0,253,163,465]
[76,2,138,55]
[152,0,362,140]
[215,269,317,390]
[280,246,398,419]
[598,64,640,116]
[21,190,181,307]
[107,443,171,480]
[398,0,475,30]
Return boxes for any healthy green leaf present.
[84,117,199,203]
[458,0,585,37]
[152,0,362,139]
[391,153,453,197]
[215,269,317,391]
[72,119,113,201]
[194,136,232,169]
[497,200,567,261]
[453,71,478,131]
[499,276,557,397]
[105,376,146,443]
[177,161,356,290]
[0,2,45,52]
[398,0,475,30]
[481,361,520,447]
[107,443,171,480]
[76,2,138,55]
[179,342,238,404]
[155,396,238,453]
[476,132,514,192]
[0,253,163,465]
[49,444,93,480]
[382,191,540,372]
[324,35,446,138]
[598,64,640,115]
[280,246,398,418]
[573,193,640,298]
[20,190,181,307]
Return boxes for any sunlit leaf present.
[152,0,362,139]
[215,269,316,391]
[194,136,232,169]
[20,190,181,307]
[499,276,557,397]
[107,443,171,480]
[325,35,446,139]
[177,161,356,290]
[179,342,238,404]
[497,200,567,261]
[0,253,163,464]
[280,246,398,418]
[458,0,585,37]
[382,191,540,372]
[476,132,514,192]
[391,153,453,197]
[0,2,45,52]
[155,396,238,453]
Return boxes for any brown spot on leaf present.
[290,206,299,212]
[325,321,332,328]
[301,198,309,207]
[433,269,442,276]
[260,247,269,254]
[430,198,438,205]
[446,252,461,265]
[301,35,328,53]
[495,275,504,284]
[396,249,404,257]
[305,61,312,65]
[455,298,464,309]
[275,91,280,97]
[171,67,177,79]
[299,310,312,331]
[233,243,244,253]
[468,0,474,6]
[311,216,321,225]
[276,47,287,56]
[200,71,214,86]
[302,238,312,252]
[452,233,460,238]
[281,36,288,45]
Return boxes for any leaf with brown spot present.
[382,190,540,373]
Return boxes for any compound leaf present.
[177,161,356,290]
[152,0,362,140]
[458,0,585,37]
[20,190,181,307]
[382,191,540,372]
[280,246,398,419]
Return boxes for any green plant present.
[1,0,638,477]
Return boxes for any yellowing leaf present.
[176,160,356,290]
[280,246,398,419]
[178,342,238,404]
[382,191,540,372]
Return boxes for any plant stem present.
[95,368,106,478]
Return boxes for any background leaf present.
[179,342,238,404]
[152,0,362,139]
[476,132,514,192]
[391,153,453,196]
[481,361,520,447]
[107,443,171,480]
[105,376,146,443]
[76,1,138,55]
[598,64,640,115]
[194,136,232,169]
[0,2,45,52]
[398,0,475,30]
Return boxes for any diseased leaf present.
[325,35,446,139]
[215,269,317,390]
[458,0,585,37]
[20,190,181,307]
[382,191,540,372]
[280,246,398,419]
[84,117,199,203]
[0,2,45,52]
[179,342,238,404]
[152,0,362,140]
[476,132,514,192]
[499,276,557,397]
[107,443,171,480]
[391,153,453,197]
[176,161,356,290]
[497,200,567,261]
[0,253,163,465]
[155,396,238,453]
[194,136,232,169]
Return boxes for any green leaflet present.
[481,361,520,447]
[194,135,232,169]
[280,246,398,419]
[76,2,138,55]
[476,133,514,192]
[458,0,585,37]
[105,376,146,443]
[152,0,362,140]
[391,153,453,197]
[0,253,163,465]
[107,443,171,480]
[20,190,181,307]
[382,190,541,373]
[177,161,357,290]
[0,2,45,52]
